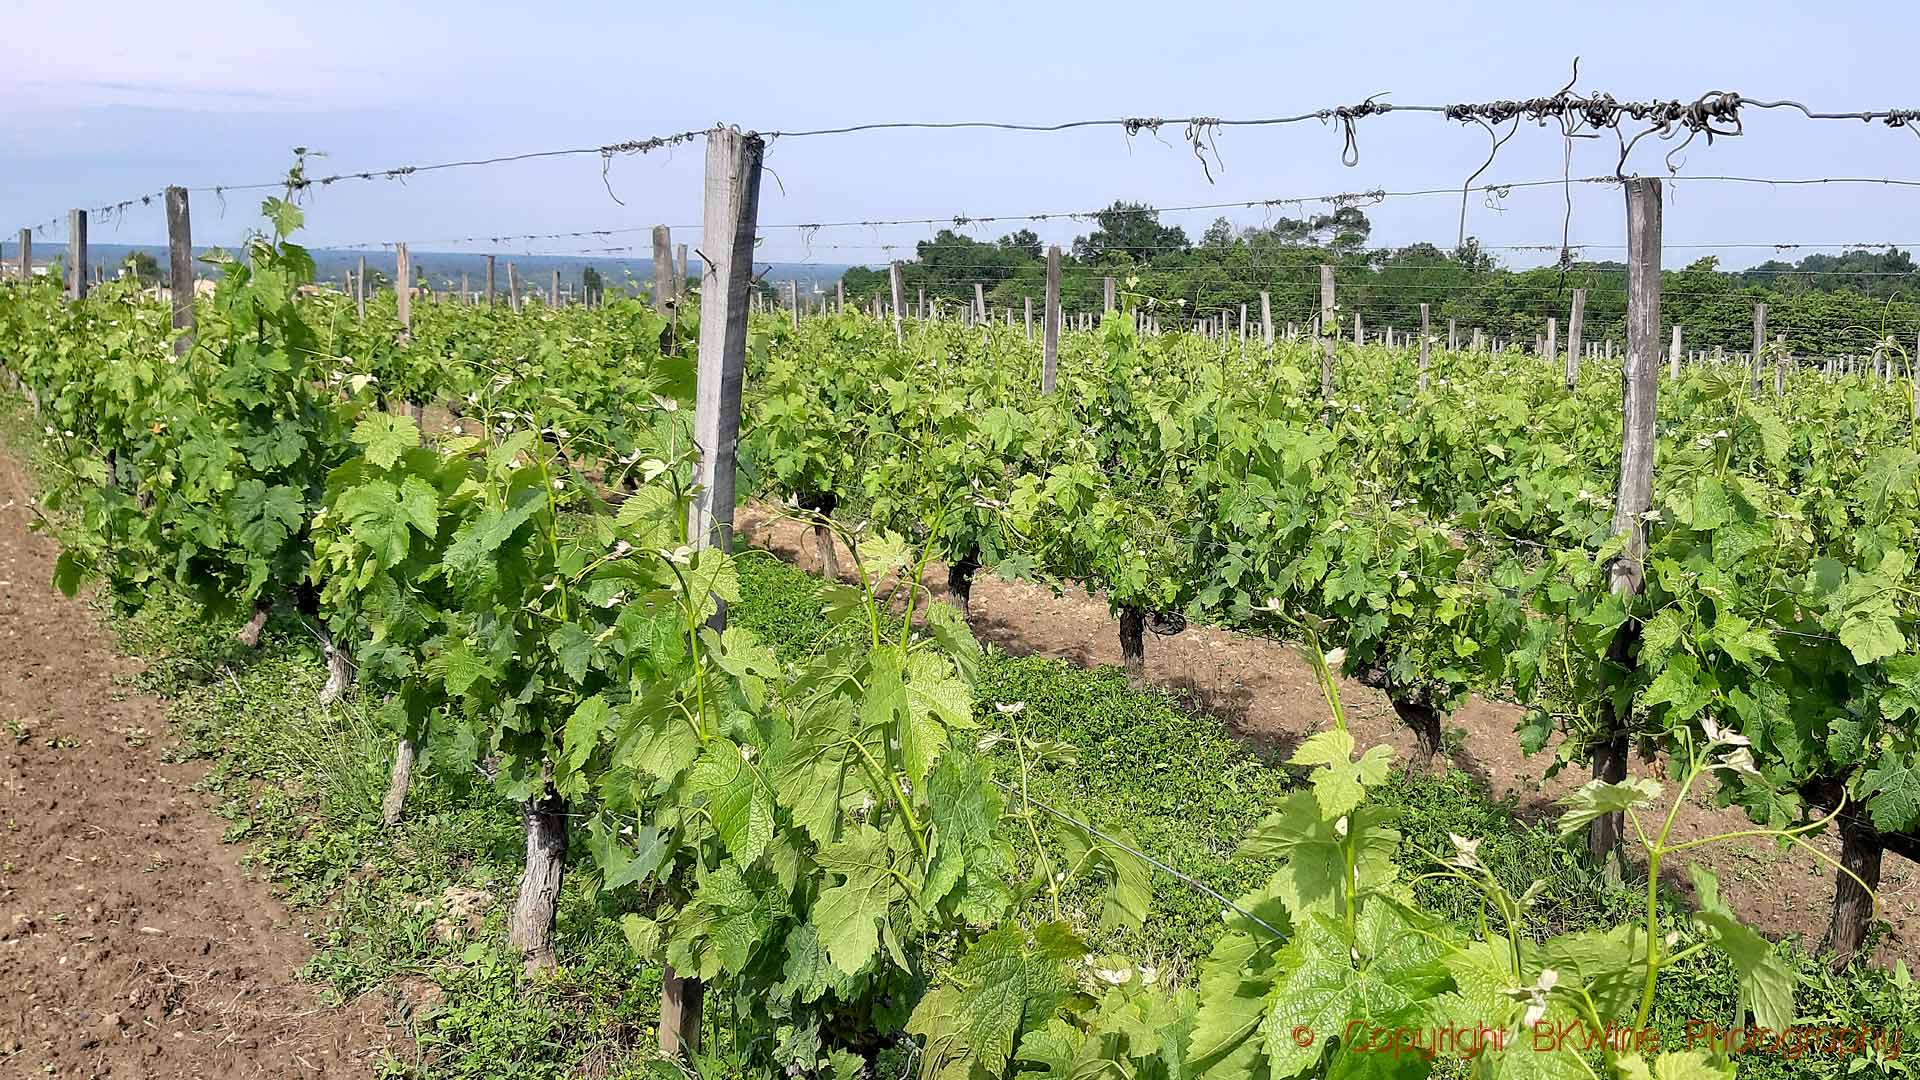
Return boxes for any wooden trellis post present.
[1318,265,1336,407]
[66,210,88,299]
[674,127,763,1059]
[1042,246,1061,393]
[1590,177,1662,884]
[1418,304,1431,392]
[165,187,194,356]
[395,244,411,332]
[654,226,675,313]
[889,262,905,346]
[1669,324,1682,379]
[1565,288,1585,389]
[1748,302,1768,395]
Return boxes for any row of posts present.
[7,213,684,321]
[339,247,671,312]
[760,262,1907,395]
[13,218,1905,394]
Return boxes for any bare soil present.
[0,448,394,1078]
[739,505,1919,968]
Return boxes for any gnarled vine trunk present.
[1353,666,1446,773]
[1391,697,1444,773]
[1118,605,1146,674]
[508,783,568,973]
[797,492,838,581]
[381,737,416,827]
[946,551,980,618]
[237,596,272,648]
[1824,810,1883,969]
[1588,729,1630,885]
[317,625,353,705]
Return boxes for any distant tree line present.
[834,202,1920,358]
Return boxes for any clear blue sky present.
[4,0,1917,271]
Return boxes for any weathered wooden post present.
[1669,324,1682,379]
[1260,291,1273,347]
[1565,288,1586,390]
[1590,177,1661,885]
[1042,246,1061,393]
[486,255,497,307]
[653,226,675,313]
[1748,302,1769,395]
[889,262,905,346]
[395,244,411,330]
[1319,265,1336,407]
[165,187,194,357]
[1418,304,1431,392]
[66,210,88,299]
[671,127,762,1057]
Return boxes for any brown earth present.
[739,504,1919,969]
[0,447,394,1078]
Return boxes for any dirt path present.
[741,506,1918,967]
[0,449,390,1078]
